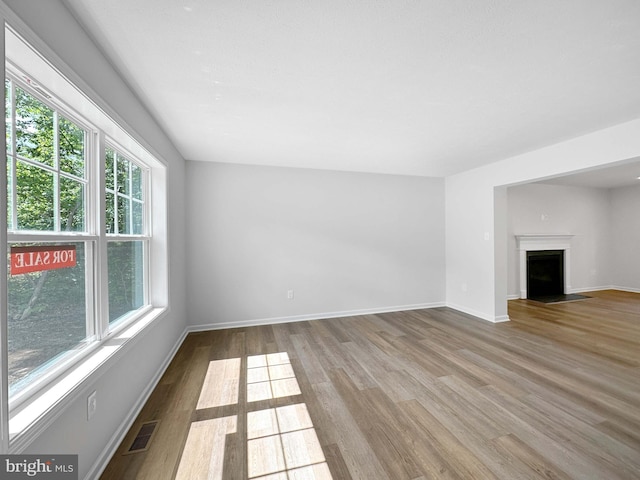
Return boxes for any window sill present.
[8,307,167,453]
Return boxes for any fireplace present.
[527,250,564,299]
[515,234,574,300]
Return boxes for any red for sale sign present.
[10,245,77,275]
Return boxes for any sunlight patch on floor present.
[174,415,237,480]
[246,356,332,480]
[247,404,331,479]
[196,357,241,409]
[247,352,301,402]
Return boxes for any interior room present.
[0,1,639,479]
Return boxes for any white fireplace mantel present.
[516,234,574,299]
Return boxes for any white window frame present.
[1,21,169,453]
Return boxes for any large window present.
[0,22,167,451]
[4,65,152,407]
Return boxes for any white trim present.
[579,285,640,294]
[85,326,187,480]
[187,303,446,332]
[568,285,614,294]
[446,303,509,323]
[611,286,640,294]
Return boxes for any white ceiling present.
[63,0,640,178]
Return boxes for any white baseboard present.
[568,285,614,294]
[609,285,640,294]
[187,302,446,332]
[569,285,640,294]
[85,328,189,480]
[445,303,509,323]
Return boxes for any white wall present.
[446,118,640,321]
[1,1,187,478]
[611,185,640,291]
[186,162,445,328]
[506,184,613,297]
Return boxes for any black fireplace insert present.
[527,250,564,300]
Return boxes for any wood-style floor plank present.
[100,290,640,479]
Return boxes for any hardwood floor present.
[100,290,640,479]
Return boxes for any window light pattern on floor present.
[246,355,332,480]
[176,352,332,479]
[175,416,237,480]
[247,352,301,402]
[196,358,241,409]
[247,404,331,478]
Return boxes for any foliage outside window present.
[6,79,86,233]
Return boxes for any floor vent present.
[125,421,159,454]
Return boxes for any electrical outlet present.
[87,390,97,421]
[287,290,294,300]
